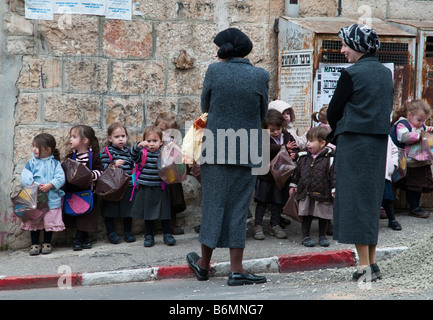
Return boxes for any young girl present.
[63,125,103,251]
[100,123,136,244]
[391,99,433,218]
[268,100,308,150]
[130,126,175,247]
[253,109,299,240]
[312,105,331,131]
[289,126,335,247]
[155,112,186,235]
[21,133,66,255]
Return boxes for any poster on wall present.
[25,0,130,19]
[278,49,313,132]
[54,0,106,15]
[105,0,132,20]
[25,0,54,20]
[314,62,394,114]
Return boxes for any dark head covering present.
[338,24,380,54]
[213,28,253,59]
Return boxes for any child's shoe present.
[29,244,41,256]
[253,226,265,240]
[124,232,136,243]
[270,225,287,239]
[163,234,176,246]
[144,235,155,247]
[301,236,315,247]
[41,243,52,254]
[108,232,121,244]
[82,238,92,249]
[318,236,330,247]
[72,240,82,251]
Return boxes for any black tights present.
[406,190,421,210]
[31,230,53,245]
[145,220,171,236]
[105,217,132,235]
[382,199,396,221]
[301,216,328,239]
[255,202,281,227]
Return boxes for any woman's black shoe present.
[186,252,209,281]
[370,263,382,280]
[227,272,267,286]
[352,266,378,282]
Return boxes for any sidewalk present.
[0,211,430,290]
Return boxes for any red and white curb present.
[0,247,407,290]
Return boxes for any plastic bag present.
[61,158,93,188]
[158,140,187,184]
[95,164,130,201]
[269,149,296,190]
[283,189,302,223]
[391,147,407,182]
[182,113,208,164]
[11,183,49,221]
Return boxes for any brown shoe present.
[409,208,430,218]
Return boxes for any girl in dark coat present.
[254,110,299,240]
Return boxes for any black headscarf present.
[213,28,253,59]
[338,24,380,54]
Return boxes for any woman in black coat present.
[327,24,394,281]
[186,28,269,286]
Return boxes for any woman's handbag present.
[63,150,94,216]
[182,113,208,164]
[269,149,296,190]
[95,147,130,201]
[283,189,302,223]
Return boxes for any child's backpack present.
[390,119,426,148]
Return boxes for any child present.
[21,133,66,255]
[100,123,136,244]
[155,112,186,235]
[253,109,299,240]
[289,126,335,247]
[383,136,402,230]
[312,105,331,131]
[63,125,103,251]
[391,99,433,218]
[130,126,175,247]
[268,100,307,150]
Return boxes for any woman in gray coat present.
[186,28,269,286]
[327,24,394,282]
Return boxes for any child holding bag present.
[253,109,299,240]
[100,123,136,244]
[130,126,175,247]
[63,125,103,251]
[21,133,66,255]
[155,112,186,235]
[391,99,433,218]
[289,126,336,247]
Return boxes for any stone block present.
[111,61,165,94]
[4,13,34,35]
[43,93,101,126]
[103,20,153,59]
[37,15,99,56]
[15,93,39,124]
[64,58,108,93]
[18,57,61,89]
[103,96,144,130]
[7,37,35,55]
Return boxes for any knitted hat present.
[338,24,380,54]
[213,28,253,59]
[268,100,292,114]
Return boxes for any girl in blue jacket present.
[21,133,65,255]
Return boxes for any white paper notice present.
[106,0,132,20]
[80,0,105,15]
[25,0,54,20]
[54,0,80,14]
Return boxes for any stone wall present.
[2,0,286,249]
